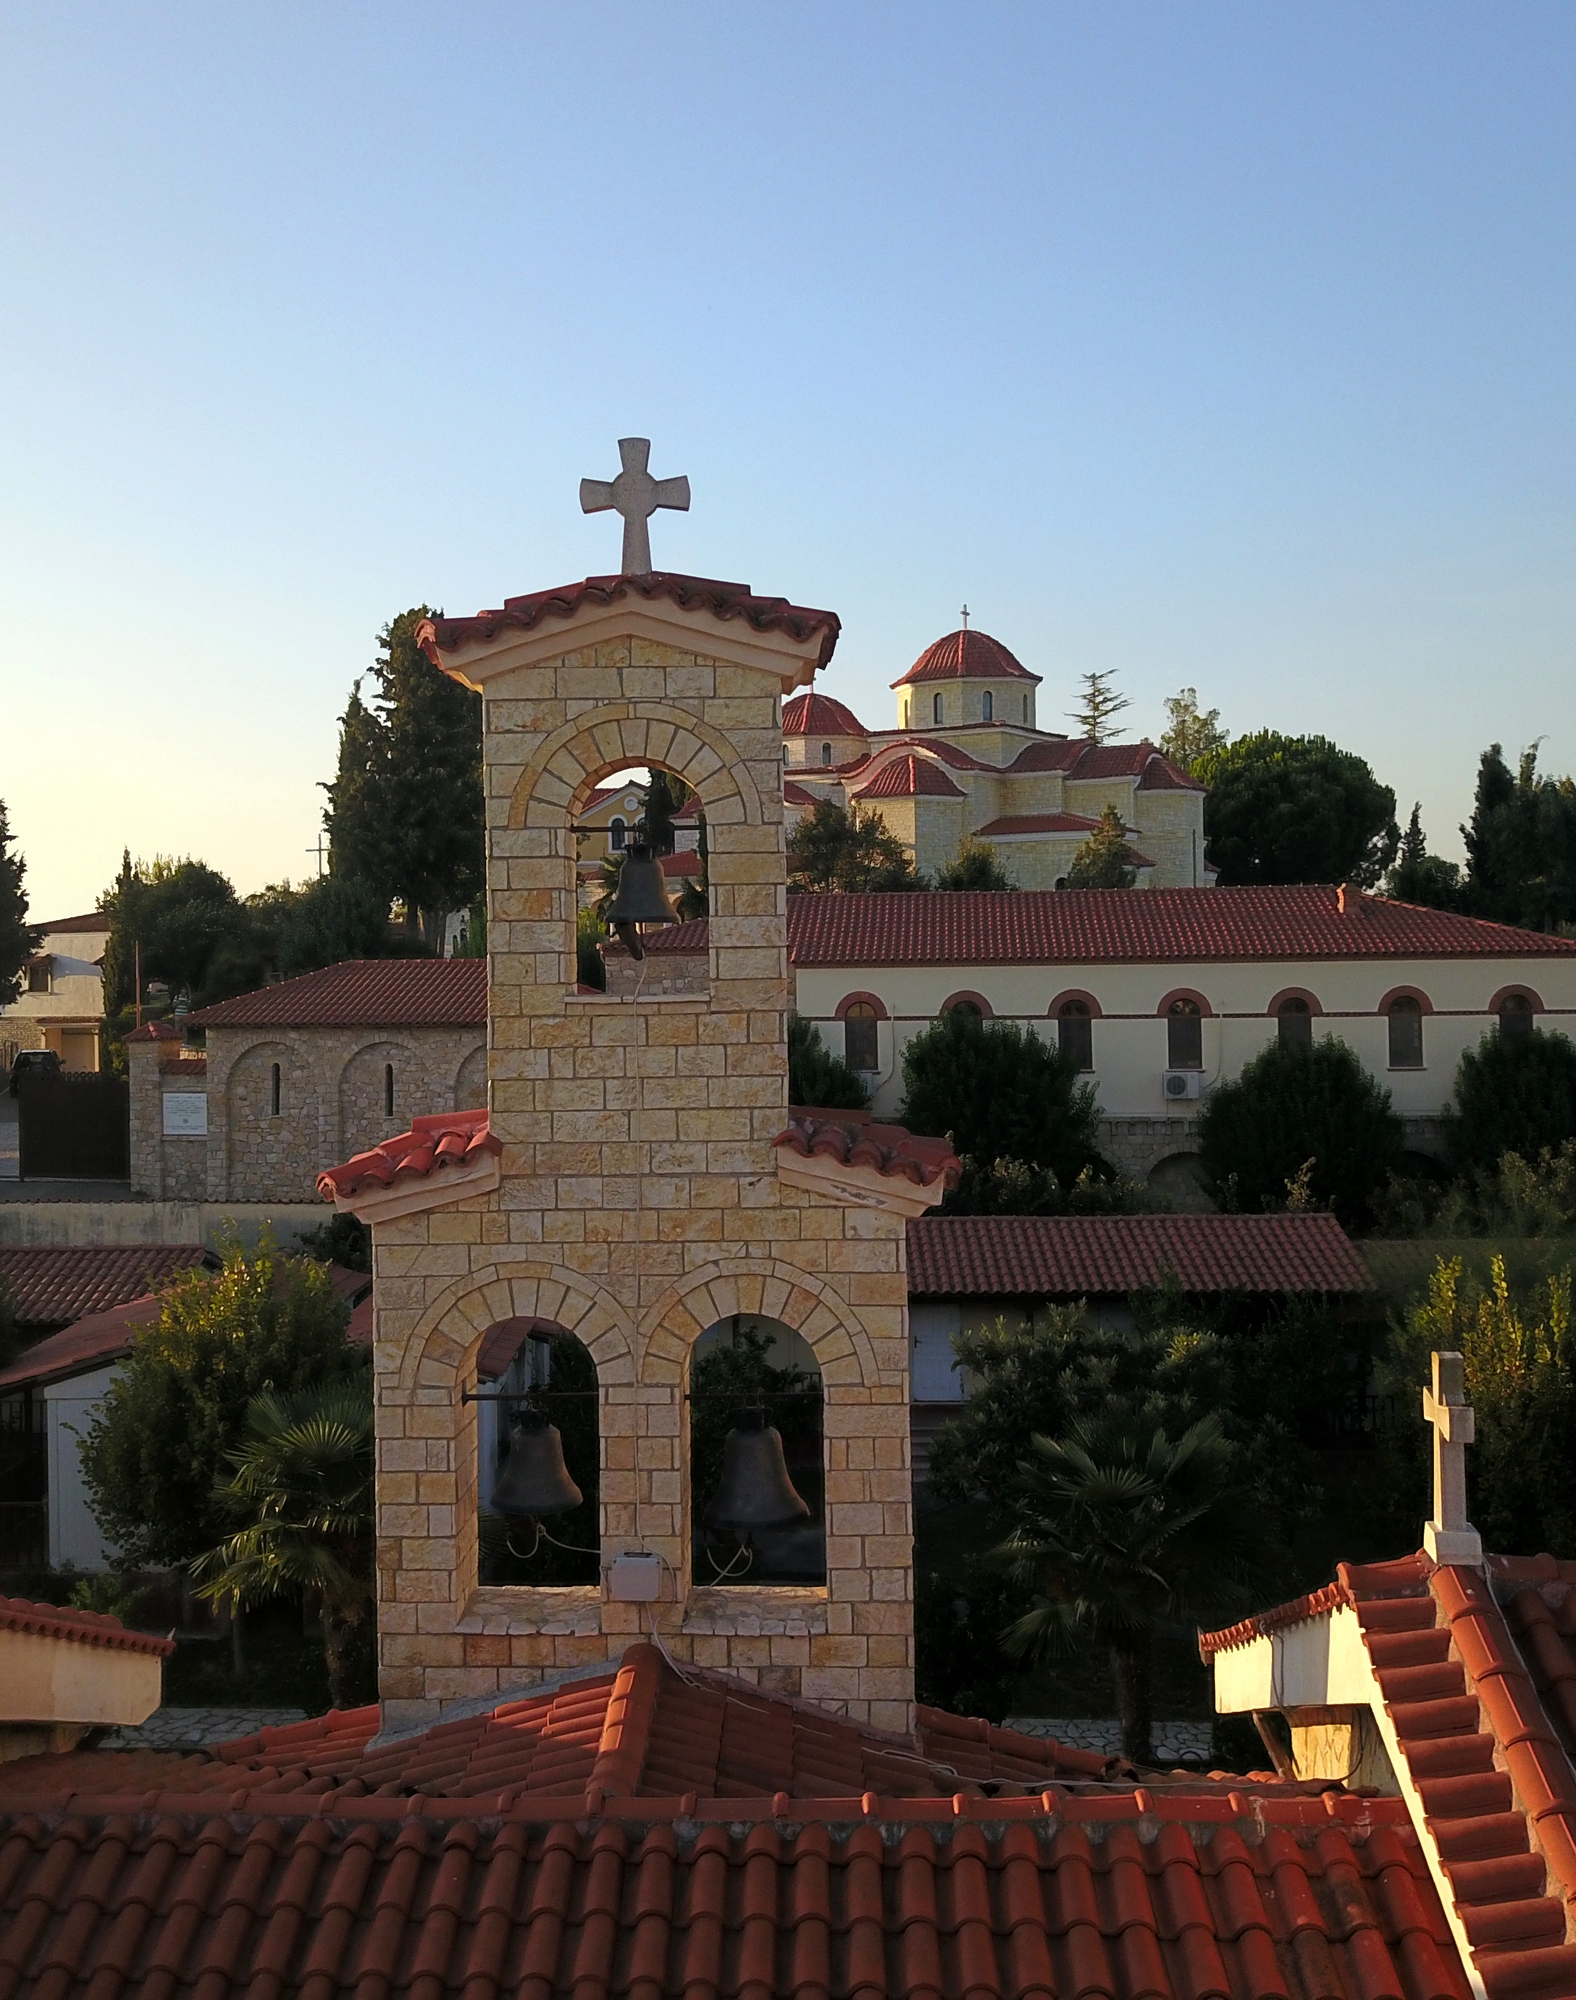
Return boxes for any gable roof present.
[782,691,868,738]
[906,1213,1374,1299]
[0,1595,174,1661]
[891,628,1042,687]
[418,574,841,672]
[183,958,487,1030]
[0,1245,210,1330]
[34,913,112,936]
[849,753,967,801]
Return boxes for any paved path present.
[100,1706,308,1751]
[1006,1717,1215,1764]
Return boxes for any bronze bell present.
[491,1408,584,1519]
[605,836,680,962]
[703,1411,811,1538]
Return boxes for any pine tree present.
[1462,743,1576,932]
[1385,804,1463,911]
[1159,688,1226,773]
[1066,806,1139,889]
[1068,669,1131,744]
[0,801,40,1004]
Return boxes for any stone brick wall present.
[367,613,920,1736]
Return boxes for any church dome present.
[783,692,868,737]
[891,628,1042,689]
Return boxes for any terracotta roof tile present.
[0,1295,162,1392]
[891,628,1042,687]
[781,778,818,808]
[33,913,112,935]
[1007,737,1088,773]
[782,691,868,737]
[907,1213,1374,1299]
[123,1019,183,1042]
[0,1246,209,1329]
[0,1595,173,1659]
[317,1109,501,1203]
[418,573,841,671]
[850,753,967,801]
[973,811,1103,836]
[776,1110,960,1192]
[183,958,486,1030]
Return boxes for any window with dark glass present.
[820,742,832,766]
[843,1002,879,1072]
[609,817,626,851]
[1057,999,1094,1071]
[1499,993,1534,1040]
[1277,996,1313,1050]
[982,690,993,722]
[385,1063,396,1118]
[1388,995,1424,1068]
[1167,998,1203,1069]
[932,692,943,725]
[26,961,49,994]
[946,998,983,1020]
[270,1063,282,1116]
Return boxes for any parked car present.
[7,1049,62,1096]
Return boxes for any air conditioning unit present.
[1162,1069,1204,1100]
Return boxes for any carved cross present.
[1422,1349,1483,1566]
[579,438,690,576]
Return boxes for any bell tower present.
[325,567,956,1737]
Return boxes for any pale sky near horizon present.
[2,4,1574,921]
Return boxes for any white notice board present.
[162,1092,208,1137]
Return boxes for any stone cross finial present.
[960,603,970,630]
[1423,1349,1483,1565]
[579,438,691,576]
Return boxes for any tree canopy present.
[787,1014,869,1109]
[786,799,921,892]
[1065,806,1139,889]
[1067,668,1130,744]
[1197,1034,1402,1226]
[99,853,265,1017]
[1461,742,1576,932]
[1448,1027,1576,1174]
[931,840,1015,891]
[1385,803,1464,910]
[0,801,40,1006]
[1159,689,1226,774]
[899,1008,1102,1188]
[1197,732,1399,887]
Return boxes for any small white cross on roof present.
[579,438,690,577]
[1422,1349,1483,1566]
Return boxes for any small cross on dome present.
[960,604,970,631]
[579,438,691,576]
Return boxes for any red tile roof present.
[974,811,1103,836]
[1067,741,1203,788]
[1007,737,1087,772]
[782,691,868,737]
[317,1109,501,1203]
[123,1019,183,1043]
[418,574,841,671]
[781,778,818,808]
[906,1213,1374,1298]
[33,913,111,935]
[0,1245,209,1329]
[783,886,1576,965]
[775,1110,960,1192]
[850,753,967,801]
[891,628,1042,687]
[0,1594,173,1659]
[184,958,486,1030]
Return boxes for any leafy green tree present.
[191,1384,375,1708]
[98,855,264,1017]
[0,801,40,1005]
[1066,806,1140,889]
[79,1248,367,1570]
[1385,804,1464,910]
[1067,669,1130,744]
[787,800,922,892]
[932,840,1015,891]
[997,1410,1262,1760]
[1462,742,1576,932]
[1448,1028,1576,1173]
[261,874,392,977]
[1160,689,1226,775]
[941,1158,1146,1217]
[788,1014,869,1110]
[1198,1036,1402,1227]
[576,906,608,991]
[1198,732,1399,886]
[900,1008,1101,1187]
[323,609,484,949]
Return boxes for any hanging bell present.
[704,1411,811,1537]
[490,1408,584,1519]
[605,836,680,962]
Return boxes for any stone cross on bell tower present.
[1423,1349,1483,1566]
[579,437,690,575]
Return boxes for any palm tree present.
[191,1385,374,1708]
[995,1410,1262,1762]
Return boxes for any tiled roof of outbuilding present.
[417,574,841,671]
[0,1245,209,1329]
[782,691,868,737]
[183,958,487,1029]
[891,628,1042,686]
[906,1213,1374,1299]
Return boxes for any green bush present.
[1448,1028,1576,1174]
[900,1009,1101,1187]
[1198,1036,1401,1227]
[787,1014,869,1110]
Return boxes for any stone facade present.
[328,585,936,1736]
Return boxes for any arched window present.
[1388,995,1424,1069]
[384,1063,396,1118]
[820,742,832,766]
[843,1001,879,1072]
[1167,998,1203,1070]
[982,690,993,722]
[270,1063,281,1116]
[1057,998,1094,1071]
[1277,996,1313,1050]
[1022,695,1030,724]
[609,817,626,851]
[782,745,790,766]
[932,691,943,725]
[476,1321,599,1586]
[1500,993,1535,1041]
[944,995,986,1021]
[691,1315,824,1587]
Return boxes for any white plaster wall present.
[44,1363,120,1571]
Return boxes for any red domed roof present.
[782,691,868,737]
[892,628,1042,689]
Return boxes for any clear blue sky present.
[3,4,1573,919]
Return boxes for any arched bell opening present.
[689,1315,826,1588]
[474,1317,600,1586]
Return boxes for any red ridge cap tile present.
[316,1109,501,1202]
[1199,1579,1353,1659]
[773,1111,960,1192]
[0,1595,174,1660]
